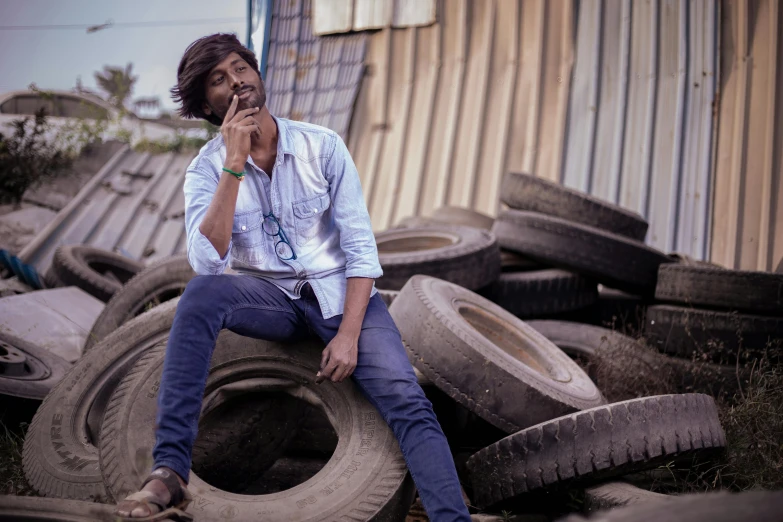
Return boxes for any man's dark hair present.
[171,33,261,126]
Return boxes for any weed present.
[0,420,33,496]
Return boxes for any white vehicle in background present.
[0,89,177,149]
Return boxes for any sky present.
[0,0,248,111]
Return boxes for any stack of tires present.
[9,170,781,521]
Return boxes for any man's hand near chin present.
[316,277,374,383]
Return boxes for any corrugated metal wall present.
[711,0,783,271]
[348,0,746,265]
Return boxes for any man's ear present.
[203,102,212,116]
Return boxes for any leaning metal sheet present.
[19,146,192,274]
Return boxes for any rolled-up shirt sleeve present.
[183,162,231,275]
[324,133,383,279]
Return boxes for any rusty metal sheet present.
[563,0,602,193]
[589,0,631,204]
[418,0,468,218]
[711,0,783,270]
[618,0,658,215]
[505,0,545,177]
[447,0,494,209]
[473,0,520,216]
[646,0,687,251]
[674,0,717,259]
[367,29,415,229]
[392,22,441,223]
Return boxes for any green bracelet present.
[222,167,245,180]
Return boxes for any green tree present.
[94,63,138,111]
[0,109,75,208]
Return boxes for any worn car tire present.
[480,270,598,318]
[431,206,495,230]
[395,207,494,231]
[583,482,668,512]
[525,321,746,400]
[500,172,649,241]
[191,391,307,493]
[0,331,71,400]
[99,335,416,522]
[84,255,195,351]
[466,394,726,508]
[52,245,144,302]
[655,264,783,315]
[376,225,501,291]
[390,276,604,434]
[557,490,783,522]
[492,211,671,296]
[0,495,117,520]
[644,305,783,361]
[499,250,541,272]
[22,300,181,502]
[22,299,301,502]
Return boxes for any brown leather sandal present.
[113,468,194,522]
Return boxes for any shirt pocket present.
[292,192,331,247]
[230,210,267,264]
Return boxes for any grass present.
[0,420,33,496]
[586,314,783,497]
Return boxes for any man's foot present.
[114,467,193,521]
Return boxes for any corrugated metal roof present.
[711,0,783,271]
[348,0,725,264]
[19,146,192,273]
[265,0,368,140]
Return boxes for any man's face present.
[203,51,266,123]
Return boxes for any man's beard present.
[233,86,266,112]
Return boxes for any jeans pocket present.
[292,192,331,247]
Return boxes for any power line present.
[0,17,244,31]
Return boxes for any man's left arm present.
[317,133,383,384]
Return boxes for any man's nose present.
[229,75,243,91]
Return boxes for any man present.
[114,33,472,522]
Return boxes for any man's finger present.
[223,94,239,124]
[321,358,339,382]
[334,366,351,383]
[236,115,260,126]
[316,348,331,383]
[230,107,259,124]
[339,363,357,383]
[320,347,330,370]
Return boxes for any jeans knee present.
[179,275,235,315]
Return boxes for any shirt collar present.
[270,114,295,157]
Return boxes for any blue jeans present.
[152,274,471,522]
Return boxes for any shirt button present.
[312,208,318,213]
[241,225,247,231]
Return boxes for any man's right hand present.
[221,94,260,171]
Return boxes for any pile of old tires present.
[7,172,781,521]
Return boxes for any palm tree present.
[94,63,138,111]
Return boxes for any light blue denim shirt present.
[183,115,382,319]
